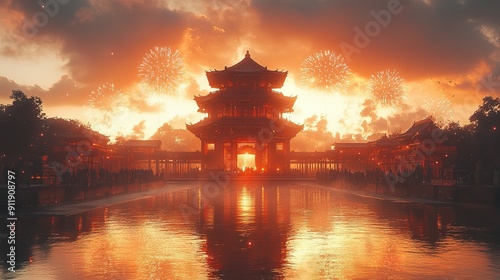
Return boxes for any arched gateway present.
[187,51,303,172]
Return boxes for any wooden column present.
[255,139,262,172]
[200,139,206,171]
[284,139,291,172]
[268,141,276,172]
[231,140,237,171]
[216,140,224,169]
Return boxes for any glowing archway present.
[237,153,256,171]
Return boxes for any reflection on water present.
[2,182,500,279]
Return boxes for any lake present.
[3,181,500,279]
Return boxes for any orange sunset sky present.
[1,0,499,150]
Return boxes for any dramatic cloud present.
[2,0,499,92]
[0,75,85,106]
[1,0,500,148]
[249,0,499,80]
[23,1,185,87]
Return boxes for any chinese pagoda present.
[187,51,303,172]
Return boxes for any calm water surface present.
[2,181,500,279]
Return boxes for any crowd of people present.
[59,168,157,188]
[316,166,425,187]
[159,167,306,178]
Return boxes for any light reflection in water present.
[238,186,254,224]
[3,182,500,279]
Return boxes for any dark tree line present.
[0,90,200,184]
[0,90,45,178]
[0,90,90,183]
[445,97,500,185]
[148,122,199,151]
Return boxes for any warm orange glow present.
[15,184,500,279]
[74,219,208,279]
[237,153,255,171]
[1,0,496,147]
[207,143,215,150]
[238,186,254,224]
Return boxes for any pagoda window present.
[252,106,257,117]
[276,142,284,151]
[238,143,255,148]
[207,143,215,151]
[265,107,275,119]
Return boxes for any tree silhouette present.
[291,115,335,152]
[444,122,474,171]
[40,117,92,152]
[469,96,500,183]
[43,118,89,135]
[0,90,45,167]
[149,123,199,151]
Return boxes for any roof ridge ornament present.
[205,50,288,88]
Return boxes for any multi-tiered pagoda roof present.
[187,51,302,138]
[193,51,297,114]
[205,51,288,89]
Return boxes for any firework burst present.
[369,69,405,108]
[138,46,184,93]
[88,82,121,111]
[423,97,454,125]
[87,83,129,128]
[300,50,351,92]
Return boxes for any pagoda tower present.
[187,51,303,172]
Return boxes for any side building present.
[325,118,457,184]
